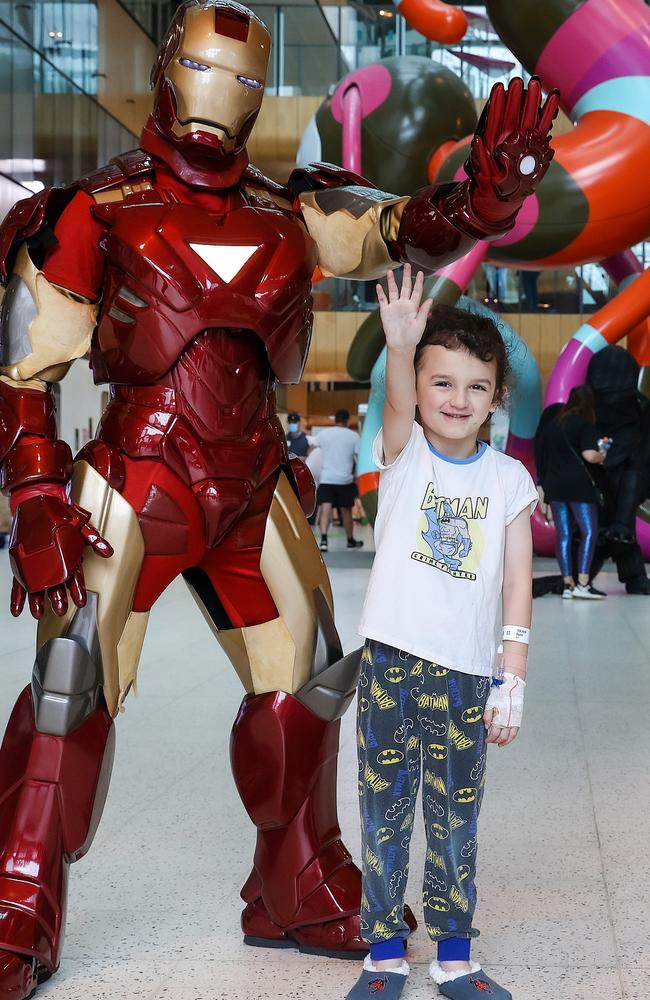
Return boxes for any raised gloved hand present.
[8,484,113,619]
[466,76,559,230]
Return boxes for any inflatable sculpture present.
[306,0,650,552]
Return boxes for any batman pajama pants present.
[357,638,490,944]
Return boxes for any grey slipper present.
[345,959,409,999]
[430,961,512,999]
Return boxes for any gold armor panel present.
[299,186,408,280]
[0,244,97,384]
[166,4,270,153]
[205,473,335,696]
[36,462,148,718]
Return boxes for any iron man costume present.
[0,2,558,995]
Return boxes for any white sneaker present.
[573,583,606,600]
[562,586,574,599]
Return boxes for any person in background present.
[286,411,320,524]
[316,408,363,552]
[535,385,608,599]
[285,411,313,459]
[587,346,650,595]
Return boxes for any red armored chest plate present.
[91,200,318,385]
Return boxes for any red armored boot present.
[231,690,366,957]
[231,686,417,959]
[0,685,114,997]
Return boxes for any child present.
[346,265,537,1000]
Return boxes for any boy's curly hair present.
[414,304,511,405]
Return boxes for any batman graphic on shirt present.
[412,484,489,581]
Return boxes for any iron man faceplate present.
[144,0,271,188]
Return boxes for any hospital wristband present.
[502,625,530,644]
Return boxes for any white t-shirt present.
[358,422,538,677]
[314,426,360,485]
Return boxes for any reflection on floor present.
[0,525,647,1000]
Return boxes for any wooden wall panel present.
[248,96,324,181]
[97,0,156,136]
[305,312,371,379]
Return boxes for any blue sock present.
[437,937,471,963]
[370,937,406,962]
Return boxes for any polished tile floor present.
[0,529,648,1000]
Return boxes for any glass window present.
[0,13,135,192]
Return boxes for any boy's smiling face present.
[415,344,498,453]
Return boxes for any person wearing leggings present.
[536,386,608,599]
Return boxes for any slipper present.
[344,957,409,999]
[430,960,512,999]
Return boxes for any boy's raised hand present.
[377,264,432,352]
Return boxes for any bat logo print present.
[453,787,477,804]
[426,795,445,818]
[385,797,410,821]
[409,675,423,701]
[394,719,414,743]
[389,869,405,898]
[461,837,477,858]
[476,678,490,699]
[424,872,447,892]
[470,754,486,780]
[421,718,447,737]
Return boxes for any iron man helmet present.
[151,0,271,157]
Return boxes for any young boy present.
[346,266,537,1000]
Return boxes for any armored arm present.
[290,168,482,280]
[0,191,112,619]
[290,78,558,278]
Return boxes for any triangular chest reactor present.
[188,242,260,283]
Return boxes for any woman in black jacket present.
[536,386,608,599]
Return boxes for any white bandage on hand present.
[485,672,526,728]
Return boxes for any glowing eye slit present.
[179,57,209,71]
[237,75,262,89]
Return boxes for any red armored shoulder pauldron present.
[0,188,72,285]
[77,149,154,196]
[0,149,156,285]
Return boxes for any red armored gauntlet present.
[0,380,112,619]
[389,77,559,271]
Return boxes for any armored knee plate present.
[32,594,103,735]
